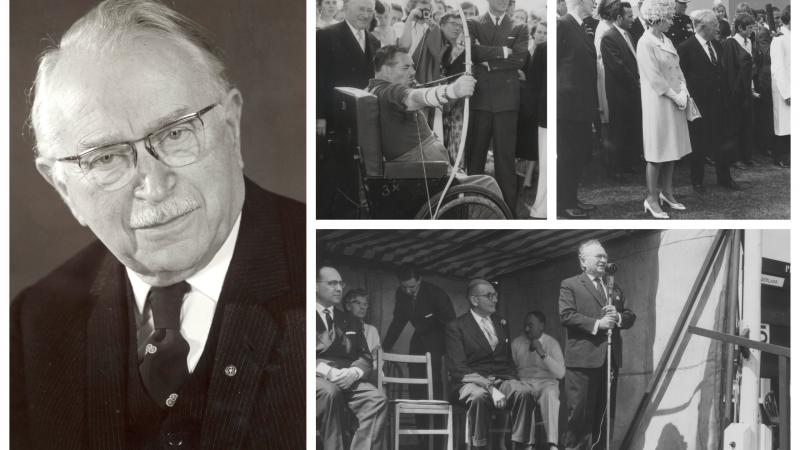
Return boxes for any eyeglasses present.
[474,292,498,300]
[55,103,218,191]
[318,280,347,289]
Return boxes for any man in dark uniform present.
[666,0,694,47]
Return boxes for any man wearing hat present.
[666,0,695,46]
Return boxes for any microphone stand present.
[605,273,614,450]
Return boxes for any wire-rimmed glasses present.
[56,103,218,191]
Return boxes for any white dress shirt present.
[127,214,241,373]
[316,302,336,330]
[470,309,498,348]
[695,33,716,63]
[615,23,636,55]
[733,33,752,55]
[346,19,366,51]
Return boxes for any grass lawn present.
[571,153,790,220]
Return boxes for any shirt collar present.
[695,33,709,47]
[489,12,506,24]
[127,213,241,314]
[316,302,335,318]
[733,33,748,47]
[569,12,584,26]
[345,18,365,40]
[614,23,629,36]
[470,308,491,324]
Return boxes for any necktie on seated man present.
[139,281,191,409]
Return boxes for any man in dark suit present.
[601,1,643,180]
[446,279,537,450]
[316,0,381,218]
[722,13,758,168]
[383,265,456,400]
[678,10,737,192]
[559,240,636,450]
[316,266,387,450]
[465,0,529,214]
[557,0,598,219]
[12,2,304,448]
[629,0,646,47]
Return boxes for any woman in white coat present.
[771,5,790,167]
[637,0,692,219]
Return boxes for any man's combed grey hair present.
[692,9,718,28]
[30,0,231,161]
[577,239,603,270]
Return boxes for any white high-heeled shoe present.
[644,199,669,219]
[659,192,686,210]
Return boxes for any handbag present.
[686,96,702,121]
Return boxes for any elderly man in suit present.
[557,0,599,219]
[560,240,636,450]
[601,1,643,180]
[316,0,381,218]
[446,279,537,450]
[678,9,737,192]
[465,0,529,215]
[11,1,305,448]
[316,266,387,450]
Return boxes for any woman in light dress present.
[637,0,692,218]
[770,5,790,167]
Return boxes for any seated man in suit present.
[367,45,505,199]
[511,311,566,450]
[316,266,387,450]
[560,240,636,450]
[446,279,537,450]
[12,1,304,448]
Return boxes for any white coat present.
[771,28,790,136]
[637,30,692,163]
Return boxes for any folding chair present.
[377,350,454,450]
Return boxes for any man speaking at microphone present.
[559,240,636,450]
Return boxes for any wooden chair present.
[378,350,454,450]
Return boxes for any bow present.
[431,0,472,219]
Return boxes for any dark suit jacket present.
[601,26,640,116]
[382,281,455,356]
[445,311,515,385]
[316,309,372,375]
[678,36,724,119]
[630,17,645,48]
[467,13,529,112]
[558,273,636,369]
[718,19,731,40]
[316,20,381,125]
[721,36,754,109]
[11,179,305,450]
[557,14,598,123]
[530,44,547,128]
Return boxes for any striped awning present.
[317,229,636,280]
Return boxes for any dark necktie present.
[594,277,608,304]
[139,281,191,409]
[707,41,718,65]
[324,308,334,330]
[495,16,500,26]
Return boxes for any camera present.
[419,8,431,19]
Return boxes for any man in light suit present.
[559,240,636,450]
[316,266,387,450]
[316,0,381,218]
[11,1,304,448]
[446,279,537,450]
[557,0,598,219]
[678,9,737,192]
[601,1,643,180]
[465,0,529,215]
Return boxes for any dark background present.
[10,0,306,297]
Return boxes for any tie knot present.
[149,281,190,330]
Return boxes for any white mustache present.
[129,196,200,229]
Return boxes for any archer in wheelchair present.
[320,45,513,219]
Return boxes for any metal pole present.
[740,230,762,426]
[723,230,742,426]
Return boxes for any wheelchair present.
[321,87,512,220]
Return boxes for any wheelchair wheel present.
[414,184,513,219]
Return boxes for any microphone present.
[605,262,618,296]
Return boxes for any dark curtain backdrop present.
[10,0,306,298]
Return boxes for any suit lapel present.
[580,274,606,308]
[201,181,291,449]
[86,253,128,449]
